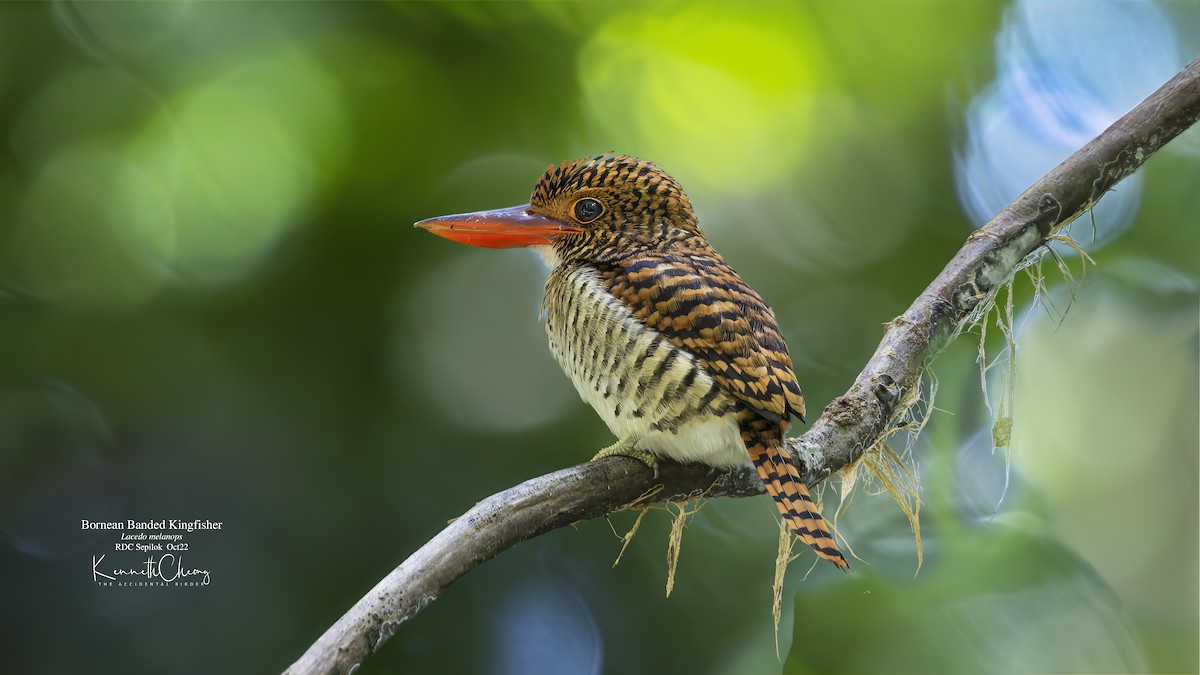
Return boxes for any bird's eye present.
[572,198,604,223]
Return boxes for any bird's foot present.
[591,437,659,478]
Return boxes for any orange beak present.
[414,204,581,249]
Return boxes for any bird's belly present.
[543,267,749,469]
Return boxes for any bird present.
[415,153,848,570]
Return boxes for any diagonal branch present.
[284,56,1200,675]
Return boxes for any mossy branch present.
[284,56,1200,675]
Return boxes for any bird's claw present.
[591,438,659,477]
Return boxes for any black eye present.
[573,198,604,223]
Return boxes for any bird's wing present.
[595,251,807,424]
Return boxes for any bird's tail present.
[742,418,849,570]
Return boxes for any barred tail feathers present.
[743,422,849,570]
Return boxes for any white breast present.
[542,264,748,469]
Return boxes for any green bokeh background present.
[0,3,1196,674]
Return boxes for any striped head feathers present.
[530,154,704,261]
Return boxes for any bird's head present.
[416,154,703,262]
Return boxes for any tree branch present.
[284,56,1200,675]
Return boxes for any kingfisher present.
[416,154,848,570]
